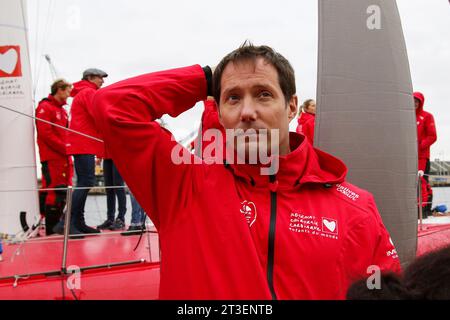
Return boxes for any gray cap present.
[82,68,108,79]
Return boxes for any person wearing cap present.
[35,79,73,235]
[414,92,437,219]
[67,68,107,235]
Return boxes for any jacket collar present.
[298,111,315,124]
[71,80,98,97]
[227,132,347,188]
[47,94,65,107]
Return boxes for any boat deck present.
[0,229,160,300]
[1,218,450,299]
[417,217,450,256]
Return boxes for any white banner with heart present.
[0,48,18,74]
[0,0,40,236]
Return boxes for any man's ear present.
[287,95,298,122]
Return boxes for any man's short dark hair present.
[51,79,71,96]
[213,42,296,105]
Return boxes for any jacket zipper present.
[267,174,278,300]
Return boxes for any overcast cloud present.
[27,0,449,161]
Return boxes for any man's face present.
[89,76,105,88]
[218,58,297,158]
[414,98,420,109]
[56,86,72,103]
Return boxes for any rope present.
[0,227,158,244]
[0,104,104,142]
[0,185,129,193]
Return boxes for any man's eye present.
[259,91,272,98]
[227,95,239,102]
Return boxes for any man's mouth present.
[233,128,266,137]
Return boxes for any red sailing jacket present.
[35,95,69,162]
[192,99,225,156]
[93,65,401,300]
[414,92,436,160]
[66,80,104,157]
[296,111,315,144]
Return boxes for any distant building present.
[429,160,450,187]
[430,160,450,176]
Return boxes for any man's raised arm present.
[92,65,211,229]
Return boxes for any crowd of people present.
[35,69,146,237]
[32,43,440,299]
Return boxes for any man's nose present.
[240,97,257,122]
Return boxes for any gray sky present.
[27,0,449,161]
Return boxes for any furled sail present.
[316,0,417,264]
[0,0,40,235]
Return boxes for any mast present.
[0,0,40,235]
[316,0,417,264]
[44,54,59,80]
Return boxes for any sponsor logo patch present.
[289,213,339,240]
[240,200,257,227]
[322,217,338,234]
[336,184,360,201]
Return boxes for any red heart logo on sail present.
[240,200,257,227]
[0,46,21,77]
[322,218,337,234]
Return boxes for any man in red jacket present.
[414,92,437,218]
[93,44,400,299]
[67,68,107,235]
[36,79,72,235]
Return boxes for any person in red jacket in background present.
[67,68,107,235]
[36,79,73,235]
[296,99,316,144]
[93,44,400,299]
[414,92,437,219]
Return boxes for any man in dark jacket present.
[93,44,400,299]
[67,68,107,235]
[36,79,72,235]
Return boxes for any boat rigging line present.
[0,103,103,142]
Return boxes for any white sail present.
[316,0,417,264]
[0,0,39,235]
